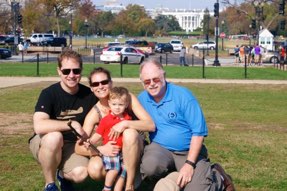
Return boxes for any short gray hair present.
[139,59,164,73]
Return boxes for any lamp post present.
[204,8,210,56]
[84,19,89,49]
[253,0,264,44]
[221,20,225,51]
[213,0,220,66]
[249,24,252,46]
[69,14,73,48]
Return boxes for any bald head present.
[140,59,165,79]
[139,59,167,102]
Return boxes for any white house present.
[259,29,274,50]
[161,9,205,32]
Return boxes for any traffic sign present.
[220,32,226,38]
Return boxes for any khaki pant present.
[29,134,89,173]
[154,168,224,191]
[141,143,223,191]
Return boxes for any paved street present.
[0,50,238,67]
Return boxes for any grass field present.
[0,61,287,190]
[0,80,287,191]
[1,63,287,80]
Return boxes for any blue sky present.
[92,0,226,10]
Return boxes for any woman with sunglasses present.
[75,67,155,191]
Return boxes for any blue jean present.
[180,57,186,66]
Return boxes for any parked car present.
[125,40,154,55]
[4,36,23,45]
[44,37,67,47]
[261,49,279,63]
[102,42,121,50]
[100,45,145,64]
[155,43,173,53]
[107,42,121,46]
[28,33,55,46]
[0,36,7,45]
[170,39,183,51]
[0,48,12,59]
[191,41,216,50]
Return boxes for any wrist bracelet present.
[185,160,196,169]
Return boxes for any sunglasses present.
[142,77,161,86]
[90,79,110,87]
[61,68,82,75]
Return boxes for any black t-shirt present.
[34,82,98,141]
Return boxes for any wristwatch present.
[185,159,196,169]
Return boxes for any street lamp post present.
[84,19,89,49]
[253,0,264,44]
[249,24,252,46]
[213,0,220,66]
[204,8,210,56]
[221,20,225,51]
[69,14,73,48]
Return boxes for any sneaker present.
[212,163,235,191]
[56,170,75,191]
[44,183,59,191]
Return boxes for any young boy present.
[88,86,131,191]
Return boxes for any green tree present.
[111,4,151,36]
[138,18,155,37]
[222,0,285,35]
[0,2,12,34]
[40,0,80,36]
[73,0,97,35]
[94,11,115,37]
[154,15,182,34]
[22,0,51,35]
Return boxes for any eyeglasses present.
[61,68,82,75]
[90,79,110,87]
[142,77,161,86]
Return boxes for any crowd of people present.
[234,44,263,66]
[28,49,235,191]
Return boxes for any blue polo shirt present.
[138,82,208,151]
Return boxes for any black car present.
[0,48,12,59]
[155,43,173,53]
[45,37,67,47]
[0,36,7,45]
[4,36,23,45]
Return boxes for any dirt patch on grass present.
[0,112,33,135]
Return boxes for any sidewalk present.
[1,77,286,89]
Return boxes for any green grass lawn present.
[0,81,286,191]
[0,62,287,80]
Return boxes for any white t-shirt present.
[18,43,24,51]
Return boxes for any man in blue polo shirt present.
[138,59,235,191]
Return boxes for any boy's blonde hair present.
[109,87,131,105]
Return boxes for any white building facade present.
[94,3,206,32]
[161,9,205,32]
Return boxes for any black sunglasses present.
[61,68,82,75]
[90,79,110,87]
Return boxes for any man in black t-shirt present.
[29,50,98,191]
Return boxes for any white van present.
[170,39,183,52]
[29,33,55,45]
